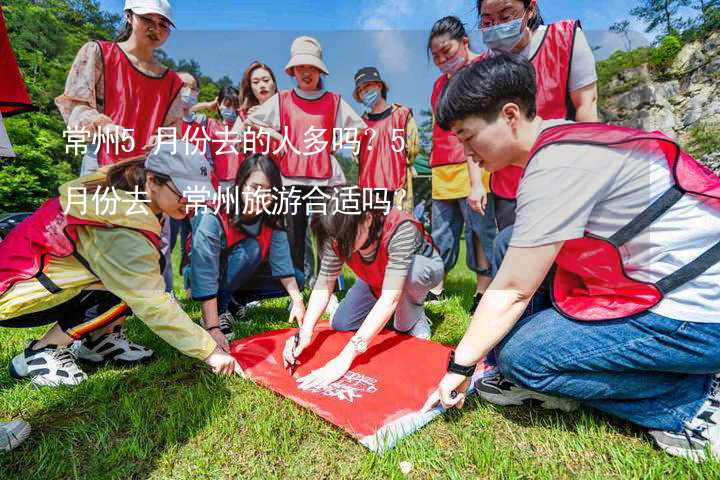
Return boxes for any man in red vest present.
[426,54,720,461]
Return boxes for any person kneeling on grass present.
[283,189,444,389]
[0,143,242,449]
[184,153,305,349]
[426,54,720,461]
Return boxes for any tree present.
[630,0,685,36]
[610,20,633,51]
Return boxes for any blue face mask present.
[482,15,526,53]
[361,89,381,109]
[219,106,237,123]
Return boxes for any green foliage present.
[649,34,683,71]
[686,121,720,158]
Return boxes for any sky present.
[95,0,665,116]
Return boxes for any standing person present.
[283,189,443,388]
[427,55,720,461]
[476,0,599,278]
[56,0,184,175]
[352,66,420,212]
[0,142,242,391]
[247,36,366,308]
[427,16,496,313]
[185,154,305,346]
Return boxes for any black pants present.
[0,291,129,340]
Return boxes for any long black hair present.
[228,153,285,230]
[311,187,386,260]
[426,16,469,59]
[476,0,544,31]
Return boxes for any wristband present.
[447,351,476,377]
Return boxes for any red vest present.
[0,197,162,297]
[215,209,274,261]
[429,56,484,168]
[527,123,720,321]
[340,210,435,298]
[96,41,183,166]
[490,20,580,204]
[207,117,241,183]
[278,90,340,179]
[358,106,412,190]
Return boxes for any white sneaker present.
[10,341,87,387]
[475,373,579,412]
[217,312,236,341]
[71,327,153,364]
[325,294,340,319]
[0,420,30,451]
[407,314,432,340]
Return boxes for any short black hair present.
[435,53,537,130]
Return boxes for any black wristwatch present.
[447,351,476,377]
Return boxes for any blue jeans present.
[496,308,720,432]
[431,195,496,275]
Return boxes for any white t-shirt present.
[517,24,598,92]
[0,112,15,157]
[511,120,720,323]
[247,88,366,187]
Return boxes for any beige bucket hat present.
[284,36,329,76]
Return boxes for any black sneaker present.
[470,293,483,315]
[650,374,720,461]
[475,373,579,412]
[10,341,87,387]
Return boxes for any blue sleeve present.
[188,211,225,300]
[267,230,295,278]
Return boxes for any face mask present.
[180,88,198,108]
[361,89,380,109]
[219,106,237,123]
[438,50,467,76]
[482,14,526,53]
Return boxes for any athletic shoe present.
[0,420,30,451]
[407,314,432,340]
[650,374,720,461]
[71,326,153,364]
[218,312,235,341]
[10,342,87,387]
[475,373,579,412]
[470,293,483,315]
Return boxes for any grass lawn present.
[1,244,719,479]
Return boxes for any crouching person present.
[427,54,720,461]
[283,188,444,389]
[0,143,242,390]
[184,153,305,349]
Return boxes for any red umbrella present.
[0,7,35,116]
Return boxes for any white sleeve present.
[568,27,598,92]
[247,93,281,131]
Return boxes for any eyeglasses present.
[133,13,172,33]
[480,8,526,29]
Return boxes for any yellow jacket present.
[0,171,216,360]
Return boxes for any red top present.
[278,90,340,179]
[96,40,182,166]
[0,10,34,116]
[358,106,412,190]
[490,20,580,200]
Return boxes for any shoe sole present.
[479,390,579,412]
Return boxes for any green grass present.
[2,245,719,479]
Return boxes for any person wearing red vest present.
[56,0,184,175]
[426,55,720,461]
[475,0,599,275]
[352,66,420,213]
[246,36,365,300]
[0,142,242,393]
[282,191,445,389]
[427,17,497,314]
[184,154,305,351]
